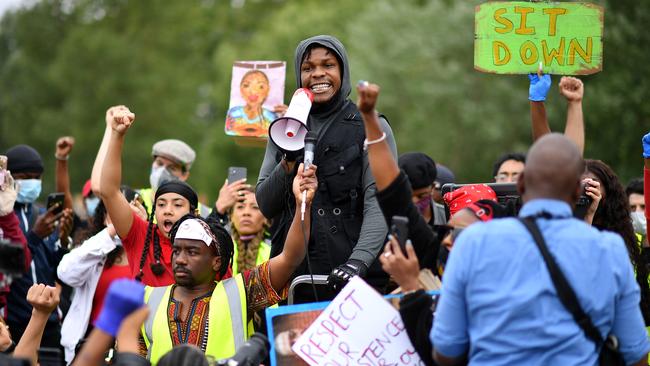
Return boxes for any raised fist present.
[106,105,135,135]
[55,136,75,159]
[26,284,60,315]
[356,81,380,114]
[559,76,583,103]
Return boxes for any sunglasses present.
[433,225,465,242]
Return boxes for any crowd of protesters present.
[0,34,648,366]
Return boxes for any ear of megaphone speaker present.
[268,88,314,152]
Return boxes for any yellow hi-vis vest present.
[231,238,272,275]
[141,276,249,365]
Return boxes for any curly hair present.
[585,160,637,252]
[585,159,650,324]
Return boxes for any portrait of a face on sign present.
[225,61,286,142]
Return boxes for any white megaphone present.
[268,88,314,152]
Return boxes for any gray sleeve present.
[349,117,399,266]
[255,140,293,219]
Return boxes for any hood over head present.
[294,35,351,117]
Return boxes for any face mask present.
[149,166,178,191]
[85,196,100,217]
[631,211,647,237]
[16,179,42,204]
[415,197,431,215]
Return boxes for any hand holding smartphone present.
[390,215,409,255]
[46,192,65,215]
[227,167,247,185]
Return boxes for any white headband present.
[175,219,215,247]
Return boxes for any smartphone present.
[227,167,247,185]
[390,215,409,254]
[0,155,7,190]
[46,192,65,215]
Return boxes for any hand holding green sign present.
[475,2,603,75]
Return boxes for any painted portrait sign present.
[225,61,286,145]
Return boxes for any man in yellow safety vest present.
[140,163,317,364]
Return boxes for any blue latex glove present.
[528,73,552,101]
[94,279,145,337]
[643,132,650,158]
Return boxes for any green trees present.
[0,0,645,203]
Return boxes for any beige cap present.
[152,139,196,170]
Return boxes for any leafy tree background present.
[0,0,646,205]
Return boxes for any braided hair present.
[169,214,234,279]
[229,187,270,272]
[136,206,165,281]
[207,217,234,278]
[136,181,198,282]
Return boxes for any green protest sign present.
[474,1,603,75]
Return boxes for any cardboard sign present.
[474,2,603,75]
[225,61,286,146]
[291,277,424,366]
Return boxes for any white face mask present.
[149,166,178,191]
[631,211,647,237]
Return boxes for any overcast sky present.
[0,0,31,18]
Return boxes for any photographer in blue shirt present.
[431,134,649,366]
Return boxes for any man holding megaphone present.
[256,35,397,302]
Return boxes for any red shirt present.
[123,212,175,287]
[90,264,131,323]
[122,212,231,287]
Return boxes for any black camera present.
[442,182,592,219]
[573,183,593,220]
[216,333,269,366]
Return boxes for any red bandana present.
[443,184,497,217]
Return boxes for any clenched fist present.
[559,76,583,103]
[356,81,380,115]
[55,136,75,159]
[106,105,135,135]
[26,284,60,316]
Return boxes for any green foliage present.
[0,0,645,207]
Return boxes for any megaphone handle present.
[300,190,307,221]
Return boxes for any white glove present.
[0,172,17,216]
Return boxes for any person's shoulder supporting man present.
[432,200,649,366]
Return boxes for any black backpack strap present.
[518,216,604,346]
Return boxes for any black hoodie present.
[256,34,397,269]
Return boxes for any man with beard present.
[139,164,317,364]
